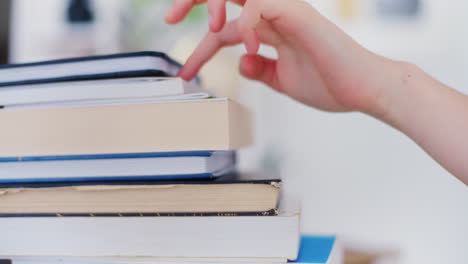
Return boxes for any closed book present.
[0,77,209,108]
[0,211,300,259]
[2,236,341,264]
[5,257,287,264]
[0,98,252,157]
[0,151,235,183]
[0,176,280,216]
[0,51,196,87]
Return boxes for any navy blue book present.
[0,51,199,87]
[0,151,235,184]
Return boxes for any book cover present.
[0,51,199,87]
[0,151,236,183]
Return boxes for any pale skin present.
[166,0,468,185]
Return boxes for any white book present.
[2,235,343,264]
[4,257,286,264]
[0,77,210,108]
[0,151,234,182]
[0,211,300,259]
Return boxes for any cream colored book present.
[0,98,252,157]
[0,178,280,215]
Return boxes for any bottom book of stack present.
[1,211,299,258]
[2,236,341,264]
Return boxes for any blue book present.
[291,236,341,264]
[0,151,235,184]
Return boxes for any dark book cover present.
[0,51,200,87]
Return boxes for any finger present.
[208,0,226,32]
[240,54,279,90]
[165,0,204,24]
[166,0,246,25]
[208,0,248,31]
[178,20,243,80]
[238,0,264,54]
[238,0,308,53]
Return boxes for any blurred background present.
[2,0,467,263]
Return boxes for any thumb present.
[240,54,279,90]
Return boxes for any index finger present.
[178,20,243,80]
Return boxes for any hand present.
[166,0,468,183]
[165,0,403,113]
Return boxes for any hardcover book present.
[1,236,342,264]
[0,210,300,259]
[0,174,280,216]
[0,77,210,108]
[0,151,235,183]
[0,98,252,156]
[0,51,196,87]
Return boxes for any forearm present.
[372,62,468,185]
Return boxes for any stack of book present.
[0,52,340,264]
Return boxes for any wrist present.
[365,60,422,125]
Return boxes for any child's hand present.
[166,0,468,184]
[166,0,403,114]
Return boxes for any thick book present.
[0,51,194,87]
[2,236,341,264]
[0,151,236,183]
[4,257,287,264]
[0,175,280,216]
[0,211,300,259]
[0,77,210,108]
[0,98,252,157]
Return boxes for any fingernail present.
[165,6,177,21]
[165,12,173,23]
